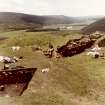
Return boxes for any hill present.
[0,31,105,104]
[81,17,105,34]
[0,12,101,31]
[0,12,78,31]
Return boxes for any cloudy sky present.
[0,0,105,16]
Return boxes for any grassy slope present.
[81,17,105,34]
[0,31,105,105]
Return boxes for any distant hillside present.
[81,17,105,34]
[0,12,101,31]
[0,12,44,31]
[0,12,79,31]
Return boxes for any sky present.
[0,0,105,16]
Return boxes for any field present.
[0,30,105,105]
[43,20,95,31]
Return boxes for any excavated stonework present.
[0,67,37,96]
[57,35,102,57]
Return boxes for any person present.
[49,43,54,49]
[48,43,54,58]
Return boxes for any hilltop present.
[0,31,104,105]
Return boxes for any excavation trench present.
[57,35,102,57]
[0,67,37,96]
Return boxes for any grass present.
[0,30,81,48]
[0,30,105,105]
[0,92,75,105]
